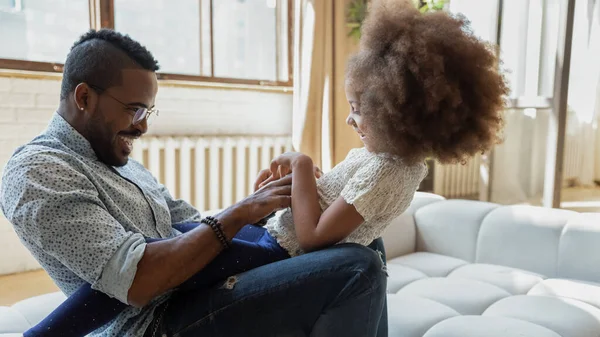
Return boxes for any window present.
[0,0,293,86]
[0,0,89,69]
[113,0,202,76]
[449,0,559,99]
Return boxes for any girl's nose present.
[346,115,355,126]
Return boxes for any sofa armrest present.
[0,292,66,335]
[381,213,417,259]
[381,192,445,260]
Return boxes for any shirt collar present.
[46,112,98,160]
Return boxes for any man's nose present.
[133,117,148,135]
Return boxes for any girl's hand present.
[255,164,322,191]
[270,152,309,176]
[258,152,314,188]
[313,165,323,179]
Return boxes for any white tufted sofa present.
[381,192,600,337]
[2,192,600,337]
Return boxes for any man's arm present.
[1,153,291,308]
[127,174,292,307]
[1,156,145,304]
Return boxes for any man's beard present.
[84,113,124,167]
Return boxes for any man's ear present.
[73,83,91,112]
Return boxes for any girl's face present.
[345,80,375,152]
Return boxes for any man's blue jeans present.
[146,239,388,337]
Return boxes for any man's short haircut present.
[60,29,160,100]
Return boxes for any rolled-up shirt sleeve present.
[95,234,146,303]
[1,154,145,304]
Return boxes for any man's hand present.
[253,168,273,192]
[235,174,293,225]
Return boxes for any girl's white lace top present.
[265,147,428,256]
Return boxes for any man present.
[0,29,387,336]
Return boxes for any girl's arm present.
[291,155,364,252]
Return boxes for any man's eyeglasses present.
[88,84,159,126]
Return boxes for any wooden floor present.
[560,186,600,212]
[0,269,59,306]
[528,186,600,212]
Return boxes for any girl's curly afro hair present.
[347,0,509,164]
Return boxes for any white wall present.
[0,74,292,275]
[596,89,600,182]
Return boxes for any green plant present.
[346,0,450,39]
[418,0,448,13]
[346,0,369,40]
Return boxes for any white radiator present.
[131,136,293,211]
[132,136,482,211]
[563,132,583,183]
[433,155,481,199]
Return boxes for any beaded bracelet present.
[201,216,230,250]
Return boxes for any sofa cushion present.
[448,263,545,295]
[388,252,467,277]
[476,206,575,277]
[397,277,511,315]
[386,264,427,294]
[11,292,66,328]
[387,293,459,337]
[528,278,600,309]
[484,295,600,337]
[0,292,66,336]
[0,307,30,334]
[423,316,561,337]
[415,200,498,262]
[557,213,600,283]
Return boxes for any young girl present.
[27,1,508,336]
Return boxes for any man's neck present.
[57,101,87,138]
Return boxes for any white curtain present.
[291,0,334,170]
[291,0,363,171]
[566,0,600,185]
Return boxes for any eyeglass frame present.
[88,84,159,125]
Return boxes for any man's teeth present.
[120,136,135,150]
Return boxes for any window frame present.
[0,0,294,87]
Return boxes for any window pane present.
[449,0,533,98]
[276,0,289,82]
[114,0,201,76]
[200,0,212,76]
[0,0,89,63]
[213,0,277,81]
[539,0,560,97]
[448,0,499,43]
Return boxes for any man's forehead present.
[119,68,156,83]
[114,69,157,94]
